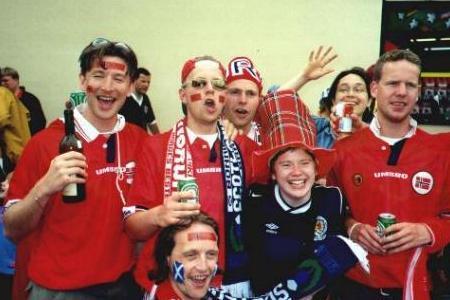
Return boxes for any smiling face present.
[168,222,219,300]
[371,60,420,127]
[179,60,226,134]
[333,73,370,116]
[79,56,132,131]
[271,148,317,207]
[223,79,260,134]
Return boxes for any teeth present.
[290,180,305,185]
[191,275,208,282]
[98,96,114,101]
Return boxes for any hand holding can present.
[376,213,397,237]
[177,177,199,204]
[335,102,353,133]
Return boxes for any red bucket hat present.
[226,56,263,93]
[252,90,336,182]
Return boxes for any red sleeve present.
[6,131,57,204]
[422,150,450,253]
[126,133,168,209]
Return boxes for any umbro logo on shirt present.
[265,223,279,234]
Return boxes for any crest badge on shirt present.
[314,216,327,241]
[352,173,363,186]
[412,171,434,195]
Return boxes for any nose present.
[396,82,407,95]
[204,80,215,93]
[238,93,247,104]
[291,164,303,175]
[102,76,114,93]
[195,256,208,272]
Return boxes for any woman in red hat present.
[243,90,368,298]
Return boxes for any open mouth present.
[189,274,209,288]
[288,179,307,188]
[235,107,249,116]
[204,98,217,113]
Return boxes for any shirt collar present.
[369,116,417,145]
[72,103,126,142]
[274,184,312,214]
[131,92,144,105]
[185,126,218,149]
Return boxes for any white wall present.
[1,0,447,133]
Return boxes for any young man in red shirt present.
[124,55,258,296]
[329,49,450,299]
[3,38,146,299]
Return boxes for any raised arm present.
[278,46,337,92]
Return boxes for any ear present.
[179,87,187,104]
[370,81,378,100]
[271,173,276,181]
[79,74,87,90]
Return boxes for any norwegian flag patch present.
[411,171,434,195]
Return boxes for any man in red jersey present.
[328,49,450,300]
[3,38,146,299]
[124,55,258,297]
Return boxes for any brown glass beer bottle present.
[59,101,85,203]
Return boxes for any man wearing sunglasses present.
[124,56,258,297]
[3,38,146,299]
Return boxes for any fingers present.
[383,223,432,253]
[220,118,240,140]
[314,45,323,60]
[355,224,385,254]
[157,193,201,227]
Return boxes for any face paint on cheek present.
[187,232,217,242]
[100,60,126,71]
[86,85,94,94]
[190,93,202,102]
[219,95,225,103]
[171,261,185,284]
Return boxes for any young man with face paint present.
[3,38,146,299]
[328,49,450,299]
[124,56,258,296]
[243,89,368,297]
[145,212,364,300]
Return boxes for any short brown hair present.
[373,49,421,82]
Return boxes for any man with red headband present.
[124,56,258,296]
[3,38,145,299]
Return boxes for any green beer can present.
[376,213,396,237]
[177,177,199,204]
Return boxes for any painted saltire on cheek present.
[190,93,202,102]
[172,261,185,284]
[219,95,225,103]
[100,60,126,71]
